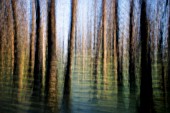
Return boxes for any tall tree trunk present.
[63,0,77,97]
[168,0,170,84]
[93,0,103,80]
[33,0,42,96]
[158,0,168,106]
[167,0,170,111]
[33,0,48,95]
[11,0,19,89]
[29,0,36,76]
[12,0,29,103]
[102,0,107,80]
[0,0,14,92]
[45,0,58,112]
[139,0,153,112]
[113,0,118,79]
[62,0,77,112]
[93,0,97,55]
[129,0,136,90]
[116,0,123,85]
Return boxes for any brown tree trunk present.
[62,0,77,112]
[102,0,107,80]
[12,0,29,102]
[11,0,19,88]
[45,0,58,112]
[93,0,97,54]
[63,0,77,95]
[0,0,14,88]
[29,0,36,75]
[33,0,48,94]
[93,20,102,80]
[113,0,118,79]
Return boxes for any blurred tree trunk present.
[129,0,136,89]
[118,36,123,84]
[82,24,85,77]
[168,0,170,83]
[158,0,168,102]
[63,0,77,95]
[12,0,29,102]
[113,0,118,79]
[11,0,19,88]
[0,0,14,90]
[32,0,48,94]
[62,0,77,112]
[33,0,43,95]
[29,0,36,76]
[102,0,107,80]
[167,0,170,111]
[139,0,153,112]
[116,0,123,85]
[93,0,101,81]
[45,0,58,112]
[93,0,97,55]
[93,20,102,80]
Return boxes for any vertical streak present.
[102,0,107,82]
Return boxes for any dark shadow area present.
[139,0,154,113]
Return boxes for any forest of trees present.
[0,0,170,113]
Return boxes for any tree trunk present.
[33,0,43,96]
[102,0,107,80]
[12,0,29,102]
[93,20,102,80]
[45,0,58,112]
[63,0,77,96]
[168,0,170,83]
[93,0,97,55]
[0,0,14,90]
[129,0,136,90]
[62,0,77,112]
[167,1,170,111]
[139,0,153,112]
[29,0,36,75]
[113,0,118,79]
